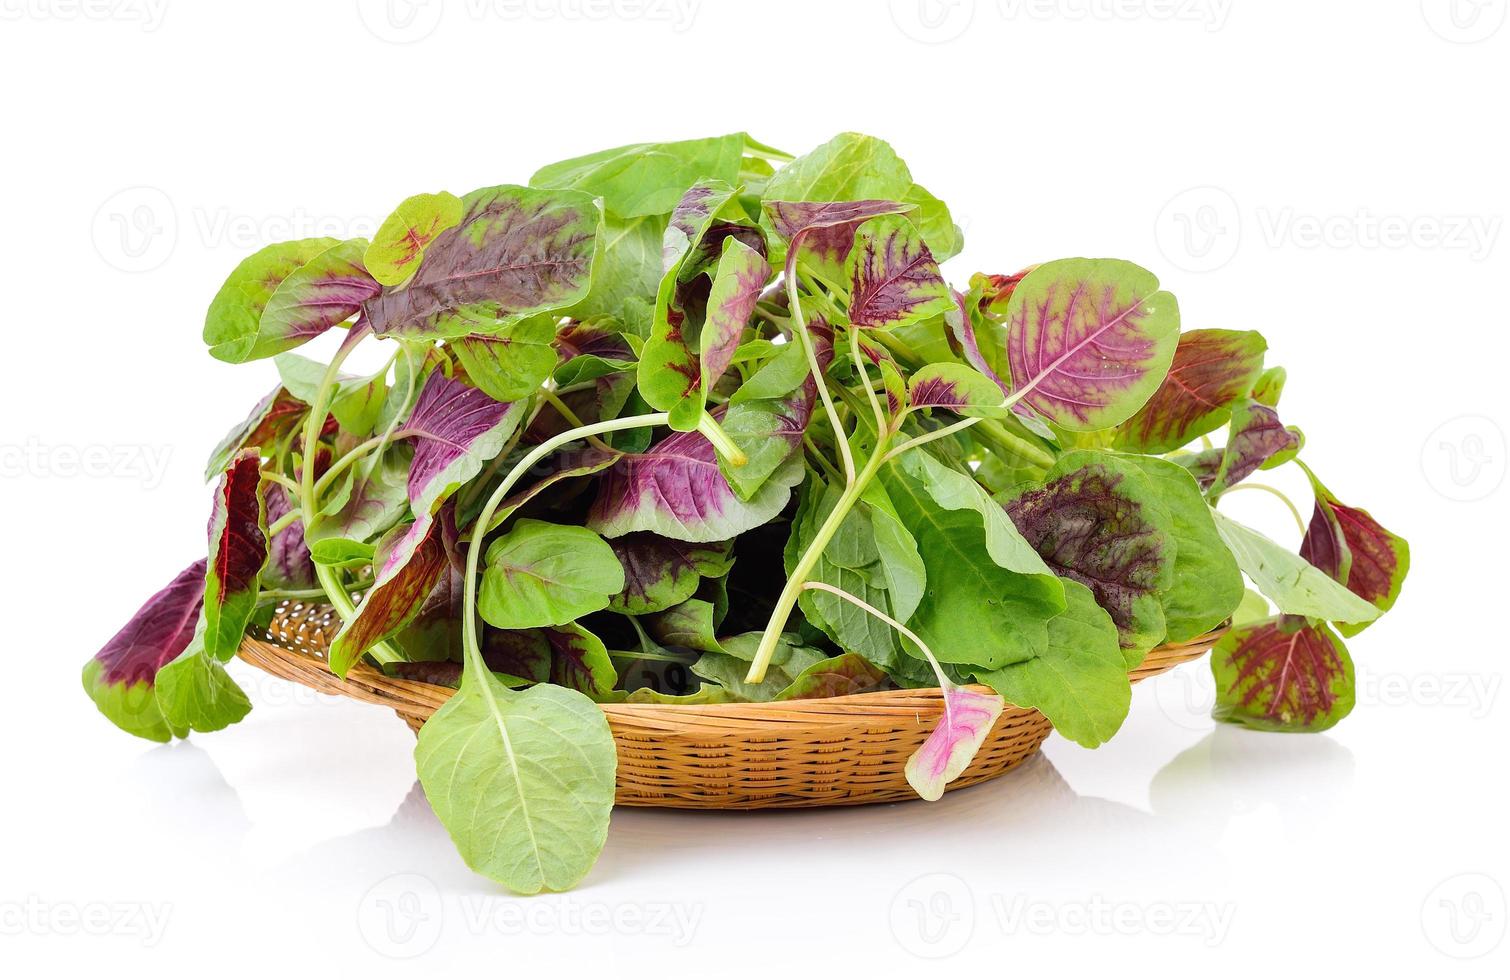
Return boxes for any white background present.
[2,0,1507,975]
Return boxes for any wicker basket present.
[237,601,1221,809]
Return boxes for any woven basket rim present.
[238,621,1225,727]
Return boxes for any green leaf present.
[204,238,338,363]
[880,452,1064,668]
[775,653,889,700]
[908,362,1009,418]
[569,212,666,326]
[273,352,388,435]
[415,672,616,893]
[530,133,746,217]
[479,520,625,629]
[309,537,374,568]
[1211,615,1355,732]
[366,192,464,286]
[607,534,734,616]
[1209,510,1383,624]
[690,634,829,701]
[761,133,958,274]
[451,314,560,402]
[975,580,1131,748]
[1123,456,1243,643]
[156,628,253,735]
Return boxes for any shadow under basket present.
[237,602,1222,810]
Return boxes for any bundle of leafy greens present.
[84,133,1409,893]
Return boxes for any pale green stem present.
[801,582,956,718]
[745,444,890,683]
[849,327,887,435]
[461,413,671,673]
[260,471,301,495]
[884,416,982,464]
[1217,482,1307,536]
[786,261,854,485]
[297,343,401,665]
[312,432,389,499]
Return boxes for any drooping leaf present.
[1004,450,1175,655]
[1250,365,1287,406]
[1002,258,1180,431]
[203,387,307,480]
[476,447,623,536]
[365,191,464,286]
[1298,466,1409,635]
[1209,509,1383,625]
[1123,456,1244,643]
[204,238,339,363]
[907,362,1009,417]
[1211,615,1355,732]
[415,671,616,894]
[1113,329,1268,453]
[202,450,269,662]
[365,185,600,340]
[775,653,889,700]
[156,622,253,736]
[82,560,206,742]
[254,239,380,360]
[479,520,625,630]
[606,533,734,615]
[623,684,734,705]
[328,515,449,675]
[1208,400,1303,496]
[587,422,804,542]
[846,214,953,329]
[450,314,559,402]
[975,579,1131,747]
[403,372,526,517]
[905,686,1004,802]
[530,133,746,218]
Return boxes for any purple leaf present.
[607,533,734,615]
[82,560,206,741]
[204,238,339,363]
[257,239,381,357]
[847,215,953,329]
[1114,329,1268,453]
[587,415,804,542]
[556,319,635,361]
[700,237,772,393]
[365,185,600,340]
[905,686,1005,802]
[204,386,306,481]
[1298,468,1409,635]
[1003,258,1180,431]
[328,515,449,676]
[403,372,526,517]
[907,363,1008,417]
[203,450,269,662]
[1209,400,1302,495]
[545,623,616,699]
[763,200,911,278]
[1005,451,1175,652]
[263,485,316,590]
[1212,615,1355,732]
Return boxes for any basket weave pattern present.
[237,602,1220,809]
